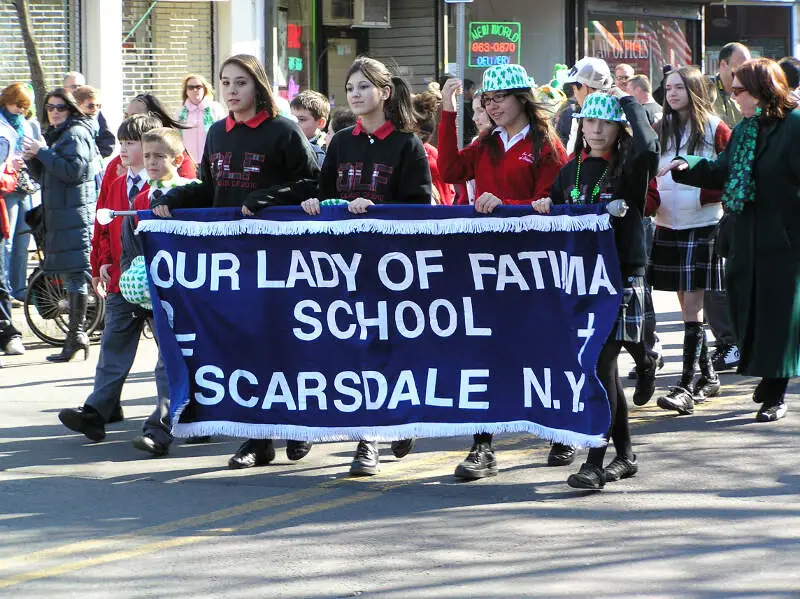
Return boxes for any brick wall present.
[0,0,80,100]
[122,0,214,117]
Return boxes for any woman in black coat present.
[23,88,98,362]
[661,58,800,422]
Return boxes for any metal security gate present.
[122,0,215,116]
[0,0,81,98]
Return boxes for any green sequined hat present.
[481,64,535,93]
[572,92,627,123]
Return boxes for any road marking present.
[0,486,327,570]
[0,492,372,590]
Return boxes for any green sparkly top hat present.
[481,64,535,93]
[573,92,627,123]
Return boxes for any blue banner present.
[137,204,622,447]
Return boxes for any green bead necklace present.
[570,154,610,204]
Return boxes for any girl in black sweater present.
[151,54,320,471]
[533,90,659,489]
[301,56,433,476]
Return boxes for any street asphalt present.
[1,291,798,598]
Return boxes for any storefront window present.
[587,17,693,88]
[274,0,315,101]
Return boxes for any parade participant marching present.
[300,56,433,476]
[660,58,800,423]
[57,114,169,445]
[532,88,660,489]
[649,67,731,415]
[437,64,568,478]
[151,54,320,469]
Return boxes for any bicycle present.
[22,207,105,346]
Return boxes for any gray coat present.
[28,116,97,275]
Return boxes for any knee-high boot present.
[47,293,90,362]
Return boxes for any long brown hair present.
[346,56,419,132]
[735,58,797,121]
[220,54,278,116]
[42,88,85,126]
[659,66,713,155]
[479,89,559,167]
[574,121,633,183]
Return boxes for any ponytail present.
[386,76,419,133]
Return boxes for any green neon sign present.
[469,22,522,68]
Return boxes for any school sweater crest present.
[320,120,432,204]
[160,110,320,210]
[437,110,567,203]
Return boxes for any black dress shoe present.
[184,436,212,444]
[454,442,497,479]
[228,439,276,469]
[547,442,576,466]
[350,441,380,476]
[567,462,605,489]
[286,440,313,461]
[108,404,124,423]
[58,406,106,442]
[657,387,694,415]
[133,434,169,456]
[604,454,638,482]
[390,438,415,459]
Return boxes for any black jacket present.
[550,96,659,276]
[158,112,320,210]
[95,111,116,158]
[27,116,98,274]
[320,122,432,204]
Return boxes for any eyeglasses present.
[45,103,68,113]
[480,91,511,106]
[86,102,101,110]
[731,85,748,97]
[186,85,204,91]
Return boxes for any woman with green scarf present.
[660,58,800,422]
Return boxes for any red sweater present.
[437,110,567,203]
[90,174,150,294]
[424,142,455,205]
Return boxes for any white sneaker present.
[4,337,26,355]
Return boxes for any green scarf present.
[178,103,216,132]
[721,112,760,214]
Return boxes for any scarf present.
[1,107,25,151]
[721,113,760,214]
[178,102,216,133]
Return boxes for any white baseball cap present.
[565,57,613,90]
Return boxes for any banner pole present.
[456,3,466,150]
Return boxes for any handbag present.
[119,255,153,310]
[16,166,40,195]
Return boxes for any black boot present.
[47,292,90,362]
[693,326,720,403]
[286,440,313,461]
[657,322,702,415]
[454,433,497,479]
[632,354,658,406]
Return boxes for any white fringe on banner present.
[171,421,608,449]
[138,213,612,238]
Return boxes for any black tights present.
[586,340,641,468]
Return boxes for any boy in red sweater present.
[58,114,175,456]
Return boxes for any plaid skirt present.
[612,275,646,343]
[647,225,724,292]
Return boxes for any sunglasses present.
[45,103,69,113]
[731,85,748,97]
[481,91,511,106]
[186,84,204,91]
